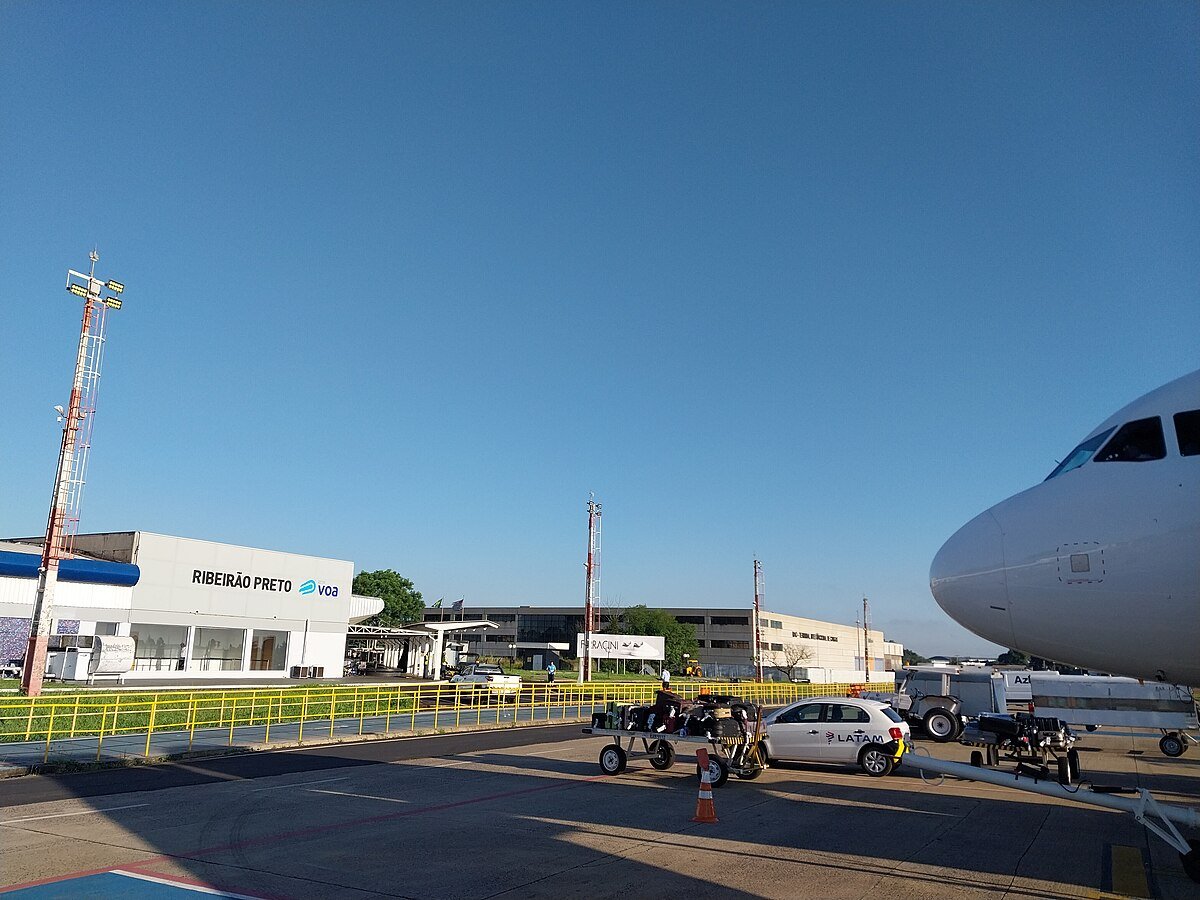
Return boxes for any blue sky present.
[2,3,1197,657]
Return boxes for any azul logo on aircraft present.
[298,579,339,597]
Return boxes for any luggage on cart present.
[649,689,684,733]
[625,705,652,731]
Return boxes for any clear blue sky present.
[2,3,1197,657]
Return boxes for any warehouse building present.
[422,605,899,683]
[0,532,381,681]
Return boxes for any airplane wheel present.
[1160,733,1186,758]
[599,744,627,775]
[649,740,676,770]
[922,709,958,742]
[970,750,984,768]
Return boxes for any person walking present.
[546,661,556,685]
[661,667,671,692]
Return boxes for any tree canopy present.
[353,570,424,626]
[902,648,931,666]
[767,642,813,682]
[997,649,1031,666]
[618,605,699,671]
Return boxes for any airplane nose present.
[930,509,1015,647]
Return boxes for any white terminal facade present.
[0,532,380,681]
[1,531,900,684]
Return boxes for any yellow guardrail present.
[0,680,866,763]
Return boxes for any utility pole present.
[582,495,601,681]
[862,596,872,680]
[753,558,764,683]
[21,251,125,696]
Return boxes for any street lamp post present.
[21,252,125,697]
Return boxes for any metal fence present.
[0,680,864,765]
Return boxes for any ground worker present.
[546,661,556,684]
[661,667,671,691]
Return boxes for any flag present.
[432,597,443,609]
[452,598,464,611]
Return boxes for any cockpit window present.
[1045,427,1115,480]
[1095,417,1166,463]
[1175,410,1200,457]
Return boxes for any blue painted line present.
[4,871,249,898]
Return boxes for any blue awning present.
[0,550,140,587]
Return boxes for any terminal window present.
[710,616,749,627]
[249,629,288,670]
[192,627,246,672]
[130,623,188,672]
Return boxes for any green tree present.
[353,570,424,626]
[997,649,1030,666]
[902,648,931,666]
[618,605,699,671]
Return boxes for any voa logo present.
[298,579,339,598]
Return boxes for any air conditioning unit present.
[290,665,312,678]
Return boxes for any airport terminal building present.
[0,532,380,681]
[1,530,900,685]
[422,605,901,683]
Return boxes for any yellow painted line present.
[1110,844,1150,898]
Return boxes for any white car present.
[761,696,910,776]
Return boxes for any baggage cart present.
[582,698,766,787]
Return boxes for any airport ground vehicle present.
[866,667,982,741]
[960,712,1080,784]
[761,696,909,776]
[449,662,521,698]
[1029,674,1199,758]
[584,694,766,786]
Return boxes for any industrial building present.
[422,605,900,683]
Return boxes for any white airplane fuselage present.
[930,370,1200,686]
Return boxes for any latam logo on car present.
[298,579,339,597]
[826,730,886,745]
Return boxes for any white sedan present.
[761,696,910,776]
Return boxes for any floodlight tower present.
[753,559,764,682]
[582,495,601,681]
[21,251,125,697]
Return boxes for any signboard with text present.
[577,634,665,661]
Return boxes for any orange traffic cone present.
[693,748,719,823]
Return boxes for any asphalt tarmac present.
[1,724,1197,899]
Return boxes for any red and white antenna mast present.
[582,495,601,681]
[753,558,764,683]
[21,251,126,697]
